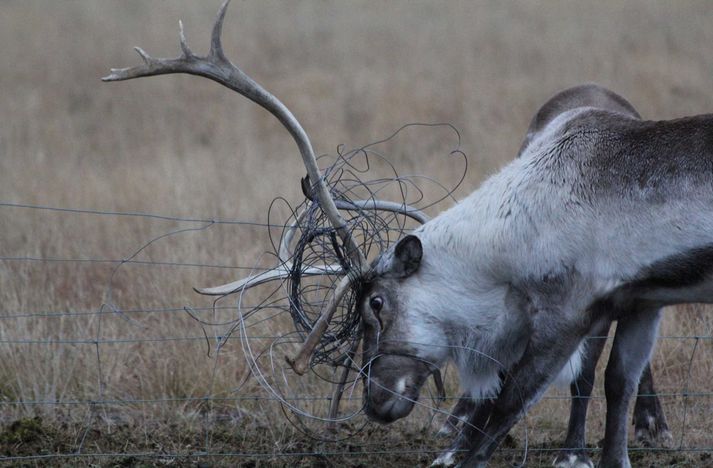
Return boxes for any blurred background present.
[1,1,712,466]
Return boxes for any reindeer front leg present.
[458,312,589,467]
[554,317,612,468]
[433,399,494,467]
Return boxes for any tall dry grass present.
[1,1,712,465]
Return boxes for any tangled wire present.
[194,123,468,435]
[279,123,467,368]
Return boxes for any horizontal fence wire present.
[4,445,712,464]
[1,199,712,466]
[0,201,412,231]
[0,391,712,407]
[0,256,269,271]
[0,201,277,226]
[0,335,708,345]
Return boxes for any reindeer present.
[104,3,702,467]
[357,82,713,466]
[435,84,671,467]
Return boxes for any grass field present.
[1,1,712,466]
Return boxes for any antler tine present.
[178,21,193,58]
[285,274,354,375]
[332,199,429,224]
[209,0,229,62]
[301,175,430,224]
[193,263,343,296]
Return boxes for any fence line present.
[0,201,413,231]
[1,390,712,407]
[0,334,709,344]
[1,198,711,466]
[0,255,271,271]
[0,201,275,226]
[0,306,239,319]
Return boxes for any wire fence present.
[1,199,712,467]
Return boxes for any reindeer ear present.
[391,235,422,278]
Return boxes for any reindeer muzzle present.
[363,353,442,424]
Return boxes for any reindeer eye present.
[369,296,384,313]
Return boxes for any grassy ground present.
[1,1,713,466]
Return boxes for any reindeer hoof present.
[634,414,673,448]
[431,449,457,467]
[436,425,454,437]
[552,452,594,468]
[635,424,673,448]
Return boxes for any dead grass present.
[1,1,713,466]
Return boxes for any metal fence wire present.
[1,140,712,466]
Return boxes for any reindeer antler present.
[104,0,373,375]
[104,0,366,269]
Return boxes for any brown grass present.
[1,1,712,466]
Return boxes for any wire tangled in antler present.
[278,123,467,368]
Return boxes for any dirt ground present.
[1,416,709,467]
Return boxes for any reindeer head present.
[358,235,451,423]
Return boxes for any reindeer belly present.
[618,243,713,306]
[553,340,586,387]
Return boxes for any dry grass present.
[1,1,712,466]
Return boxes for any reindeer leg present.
[437,393,476,437]
[432,399,494,467]
[632,309,672,447]
[600,306,662,468]
[633,364,672,446]
[457,317,588,467]
[553,319,611,468]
